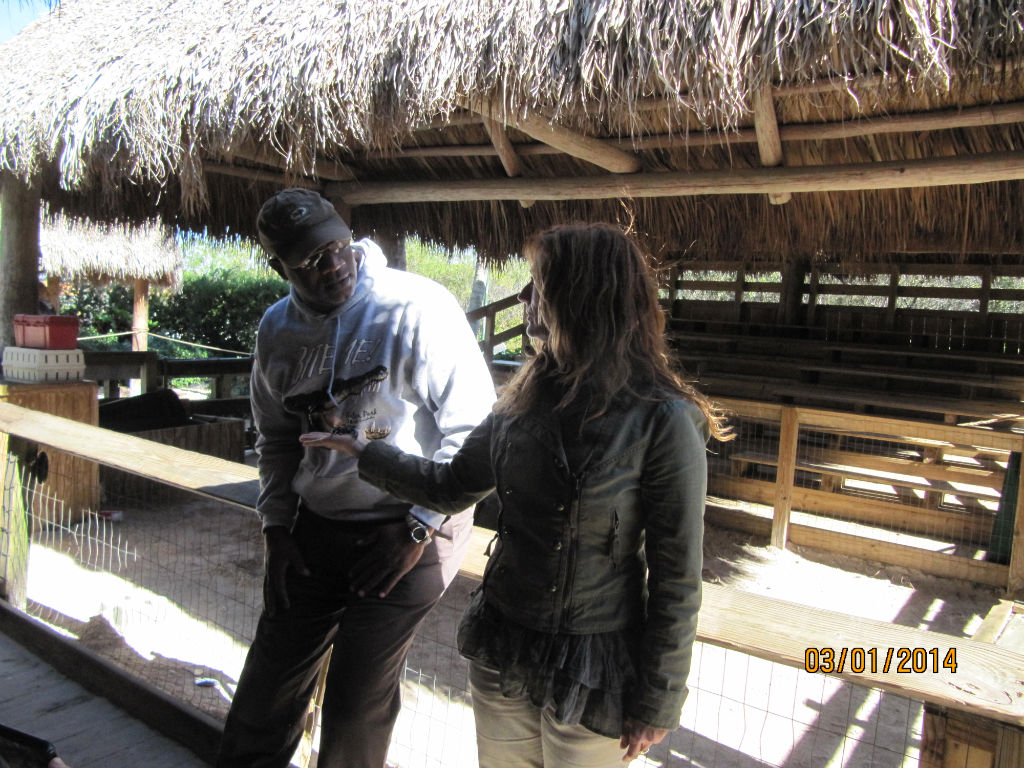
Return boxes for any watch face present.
[409,522,429,543]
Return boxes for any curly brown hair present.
[496,222,731,440]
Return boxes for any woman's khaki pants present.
[469,662,625,768]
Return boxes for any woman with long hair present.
[302,222,730,767]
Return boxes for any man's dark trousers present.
[216,510,446,768]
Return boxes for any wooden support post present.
[43,274,62,312]
[752,84,790,205]
[733,266,746,322]
[483,311,496,363]
[131,278,150,396]
[0,174,41,349]
[806,268,820,328]
[480,115,534,208]
[776,259,807,326]
[771,406,799,549]
[1007,456,1024,599]
[373,233,407,270]
[0,435,30,610]
[886,266,900,332]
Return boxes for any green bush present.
[150,269,289,354]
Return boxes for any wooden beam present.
[386,101,1024,160]
[0,174,41,348]
[330,150,1024,206]
[202,161,322,190]
[752,84,790,205]
[479,115,534,208]
[228,146,356,182]
[466,99,641,173]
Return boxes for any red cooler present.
[14,314,80,349]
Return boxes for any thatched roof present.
[40,213,182,288]
[2,0,1024,263]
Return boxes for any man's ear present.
[268,258,288,280]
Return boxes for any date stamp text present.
[804,647,957,674]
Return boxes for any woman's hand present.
[619,717,668,762]
[299,430,365,458]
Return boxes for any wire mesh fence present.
[0,417,1014,767]
[706,401,1018,590]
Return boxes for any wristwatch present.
[406,513,432,545]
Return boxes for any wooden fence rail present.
[711,397,1024,599]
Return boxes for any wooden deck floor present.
[0,631,210,767]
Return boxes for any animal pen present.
[3,1,1024,766]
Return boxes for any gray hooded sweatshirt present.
[250,239,495,532]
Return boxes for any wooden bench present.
[823,342,1024,372]
[730,449,1002,501]
[797,362,1024,397]
[921,600,1024,768]
[770,383,1024,425]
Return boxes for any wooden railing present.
[465,293,525,362]
[82,294,527,396]
[709,397,1024,598]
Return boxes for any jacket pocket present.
[608,509,621,568]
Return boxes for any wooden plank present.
[788,525,1008,589]
[0,601,222,764]
[771,384,1024,422]
[1009,463,1024,600]
[974,601,1017,644]
[710,474,995,544]
[0,381,101,527]
[794,406,1024,454]
[799,362,1024,390]
[709,475,1008,582]
[771,406,798,547]
[734,447,1005,489]
[697,581,1024,726]
[0,401,258,510]
[0,632,209,768]
[459,525,495,580]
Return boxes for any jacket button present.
[501,525,512,537]
[555,503,565,512]
[548,584,558,593]
[554,459,564,469]
[504,487,512,496]
[552,540,563,551]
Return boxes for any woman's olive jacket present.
[359,396,709,729]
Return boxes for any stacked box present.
[14,314,80,349]
[2,347,85,383]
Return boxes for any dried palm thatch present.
[39,213,182,288]
[1,0,1023,262]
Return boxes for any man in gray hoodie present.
[217,189,495,768]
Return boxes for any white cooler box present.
[3,346,85,383]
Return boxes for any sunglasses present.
[288,241,355,272]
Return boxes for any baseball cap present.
[256,188,352,268]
